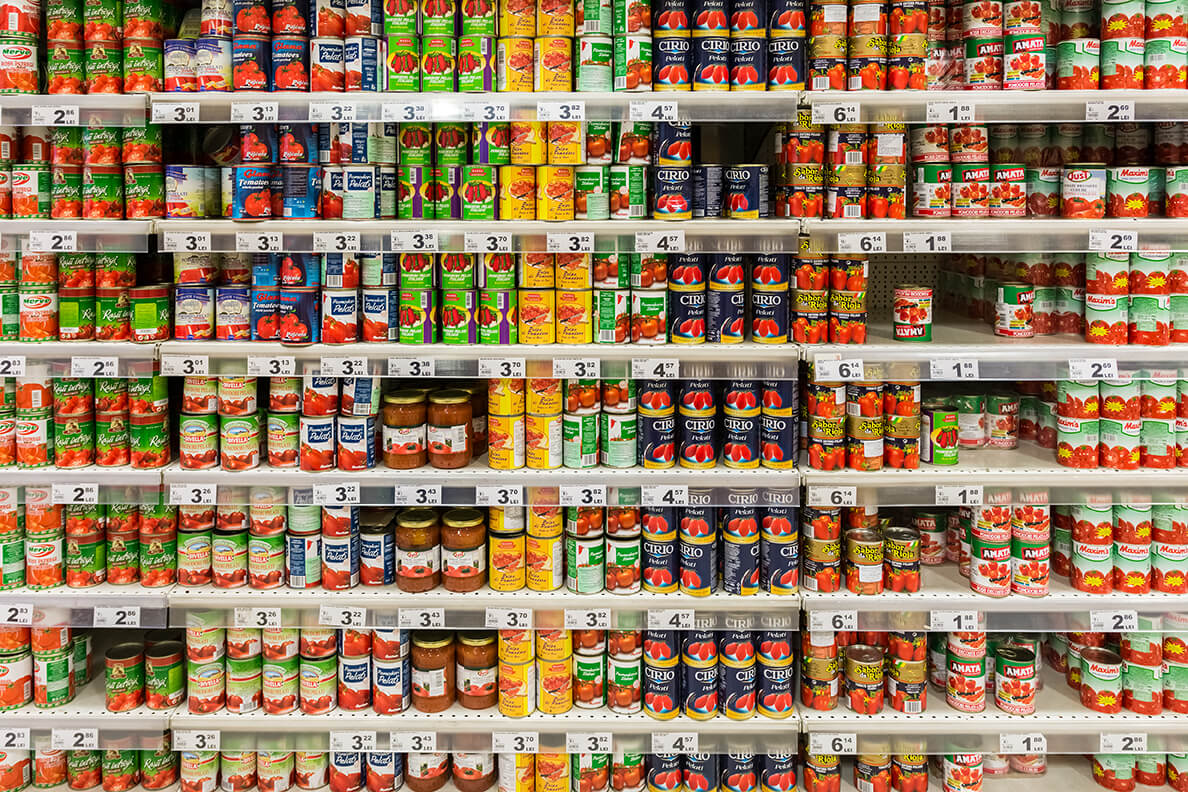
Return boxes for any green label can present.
[11,166,51,218]
[576,36,613,91]
[51,164,82,219]
[95,288,130,341]
[105,643,145,712]
[922,408,959,465]
[565,535,605,593]
[65,530,105,587]
[130,412,170,468]
[460,165,496,220]
[248,532,285,589]
[593,288,628,343]
[421,37,457,92]
[226,654,263,713]
[572,652,605,708]
[123,165,164,218]
[123,38,163,92]
[576,165,610,220]
[608,164,647,218]
[84,41,123,93]
[439,253,475,290]
[106,529,139,585]
[599,412,637,468]
[563,412,599,469]
[398,289,438,344]
[140,529,176,587]
[95,410,130,466]
[0,288,17,340]
[67,750,99,782]
[478,288,517,344]
[54,413,94,467]
[0,534,24,589]
[34,649,74,708]
[458,36,493,91]
[177,527,212,586]
[298,654,336,714]
[212,528,248,588]
[144,640,184,709]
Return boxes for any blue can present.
[215,286,252,340]
[271,35,309,90]
[373,654,411,713]
[694,165,723,218]
[321,531,359,588]
[716,630,755,666]
[681,663,718,719]
[647,755,683,792]
[724,164,769,220]
[677,408,716,469]
[708,254,745,288]
[642,663,680,720]
[339,123,371,164]
[720,505,759,541]
[643,630,679,665]
[252,257,280,287]
[759,535,798,594]
[760,413,795,469]
[277,252,321,287]
[323,254,358,288]
[318,122,340,164]
[684,755,719,791]
[364,753,403,787]
[722,413,759,468]
[751,291,788,343]
[767,37,805,89]
[330,753,363,785]
[651,167,693,220]
[231,164,274,219]
[642,532,678,593]
[729,36,766,90]
[668,290,706,344]
[344,35,380,91]
[723,380,760,415]
[679,503,713,539]
[361,287,398,342]
[232,0,270,33]
[638,380,676,415]
[751,253,789,291]
[757,663,794,719]
[174,286,215,340]
[278,287,320,344]
[231,35,271,90]
[759,755,797,792]
[730,0,766,32]
[761,378,795,417]
[721,755,758,792]
[693,36,729,89]
[653,36,691,90]
[280,164,322,219]
[722,535,760,595]
[679,535,716,597]
[756,630,793,665]
[642,505,677,537]
[251,287,280,340]
[341,377,380,416]
[338,654,371,707]
[336,414,377,469]
[767,0,805,32]
[668,253,705,289]
[241,124,277,163]
[286,529,322,588]
[679,380,715,412]
[654,123,693,166]
[279,124,318,163]
[707,288,746,342]
[638,412,676,469]
[759,498,796,539]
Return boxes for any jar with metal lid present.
[442,507,487,593]
[427,389,473,469]
[396,508,440,593]
[411,631,455,713]
[383,390,427,469]
[456,632,497,710]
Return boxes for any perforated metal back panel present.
[865,254,944,316]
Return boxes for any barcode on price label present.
[478,358,526,378]
[236,231,282,252]
[230,101,279,123]
[163,231,211,252]
[32,105,80,126]
[310,102,358,122]
[930,359,978,379]
[320,356,368,377]
[383,103,429,122]
[553,358,599,378]
[71,356,117,377]
[1068,358,1118,379]
[635,231,684,252]
[314,231,361,252]
[152,102,199,123]
[925,103,974,124]
[391,231,438,252]
[1089,228,1138,252]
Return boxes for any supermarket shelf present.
[0,220,152,253]
[1,466,163,503]
[837,760,1080,792]
[0,584,170,628]
[0,342,158,378]
[0,676,176,741]
[0,94,148,127]
[801,443,1188,506]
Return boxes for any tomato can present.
[964,37,1003,88]
[945,652,985,712]
[614,34,653,90]
[1079,646,1123,713]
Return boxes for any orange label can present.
[536,165,575,220]
[518,289,556,343]
[510,121,548,164]
[498,165,537,219]
[547,121,585,165]
[556,288,593,343]
[526,533,563,589]
[489,530,526,590]
[526,412,562,469]
[497,36,535,90]
[534,36,573,89]
[498,658,535,717]
[488,413,526,470]
[536,657,573,713]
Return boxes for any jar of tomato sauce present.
[396,508,440,593]
[456,632,497,710]
[442,508,487,593]
[451,753,495,792]
[427,390,473,469]
[411,631,455,713]
[383,390,427,469]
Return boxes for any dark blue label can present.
[693,36,730,89]
[250,287,280,340]
[669,289,706,344]
[654,36,691,89]
[767,36,805,89]
[639,411,677,468]
[707,288,746,342]
[757,663,794,718]
[760,754,798,792]
[722,413,760,468]
[647,754,683,792]
[669,253,706,288]
[643,629,679,664]
[722,535,760,595]
[276,252,320,287]
[760,412,796,469]
[760,535,798,594]
[721,755,758,792]
[642,662,680,720]
[729,36,766,89]
[694,165,723,218]
[279,124,318,164]
[751,291,789,343]
[278,286,320,343]
[681,662,718,718]
[231,164,274,218]
[678,535,717,596]
[281,164,323,219]
[241,124,278,163]
[642,532,678,593]
[684,755,720,790]
[718,659,757,717]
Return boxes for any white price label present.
[565,608,611,629]
[174,731,221,751]
[935,485,983,506]
[393,484,442,506]
[648,609,694,630]
[1089,228,1138,252]
[808,733,858,755]
[52,483,98,505]
[812,103,860,124]
[320,356,368,377]
[632,358,679,379]
[236,231,283,253]
[641,485,689,506]
[1100,733,1148,753]
[0,604,32,626]
[170,484,216,506]
[929,610,980,631]
[485,608,533,629]
[999,733,1046,755]
[807,486,857,507]
[1086,100,1135,122]
[383,103,429,122]
[465,232,513,253]
[808,611,858,632]
[230,101,279,123]
[635,230,685,253]
[930,359,979,379]
[537,101,585,121]
[652,733,698,754]
[476,486,523,507]
[925,102,975,124]
[567,733,613,754]
[32,105,80,126]
[28,230,76,252]
[0,729,29,750]
[161,354,209,376]
[247,356,296,377]
[0,356,25,377]
[547,232,594,253]
[553,358,600,378]
[387,358,435,377]
[314,482,360,505]
[398,608,445,629]
[235,607,282,628]
[330,732,376,752]
[52,729,98,750]
[310,101,358,122]
[390,230,438,252]
[389,733,436,752]
[903,231,951,253]
[163,231,211,252]
[319,605,367,628]
[837,232,885,254]
[1091,609,1139,631]
[71,356,117,377]
[478,357,526,378]
[814,357,864,381]
[630,100,678,122]
[1068,358,1119,380]
[464,101,510,122]
[560,486,606,507]
[151,102,199,123]
[314,231,361,253]
[493,733,539,753]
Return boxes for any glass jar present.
[467,386,488,456]
[411,631,455,713]
[451,753,495,792]
[406,752,450,792]
[427,390,473,469]
[455,632,497,710]
[442,507,487,593]
[383,390,427,469]
[395,508,440,593]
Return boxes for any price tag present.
[630,100,678,122]
[807,733,858,755]
[935,485,983,506]
[537,100,585,121]
[314,482,361,505]
[925,102,975,124]
[247,356,296,377]
[478,358,526,378]
[330,732,377,752]
[930,359,979,379]
[998,733,1046,755]
[635,230,685,253]
[236,231,283,253]
[464,231,512,253]
[0,356,25,377]
[807,486,857,508]
[632,358,679,379]
[814,358,864,381]
[811,103,860,124]
[398,608,445,629]
[837,231,886,254]
[387,358,435,377]
[641,485,689,506]
[1068,358,1118,380]
[648,609,694,630]
[476,486,523,507]
[464,101,510,122]
[567,733,613,754]
[52,483,98,505]
[547,232,594,253]
[929,610,979,631]
[161,354,209,377]
[1091,610,1139,631]
[151,102,199,123]
[174,731,221,751]
[319,605,367,628]
[560,486,606,507]
[485,608,533,629]
[71,356,117,377]
[230,101,279,123]
[235,607,281,628]
[1100,733,1148,753]
[314,231,361,253]
[390,733,436,752]
[31,104,80,126]
[652,733,698,754]
[28,230,76,252]
[808,611,858,632]
[52,729,98,751]
[903,231,951,253]
[310,101,358,122]
[390,230,438,252]
[383,103,429,122]
[1086,100,1135,122]
[163,231,211,253]
[1089,228,1138,252]
[393,484,443,506]
[553,358,600,378]
[493,733,539,753]
[0,729,29,750]
[170,484,216,506]
[320,356,368,377]
[565,608,611,629]
[0,603,32,626]
[93,606,140,627]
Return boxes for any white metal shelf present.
[0,676,178,738]
[0,219,152,253]
[0,95,148,127]
[0,584,170,628]
[836,759,1083,792]
[0,341,159,378]
[0,466,163,501]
